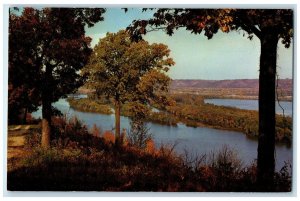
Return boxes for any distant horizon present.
[171,78,293,81]
[86,8,293,80]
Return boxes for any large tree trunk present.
[114,99,121,146]
[41,65,52,148]
[257,30,278,190]
[41,95,52,148]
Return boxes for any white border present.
[1,0,299,199]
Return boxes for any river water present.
[204,99,293,116]
[32,98,292,171]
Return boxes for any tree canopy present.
[127,9,293,46]
[127,8,293,190]
[82,30,175,143]
[9,7,106,147]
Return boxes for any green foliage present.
[82,30,174,106]
[69,97,178,126]
[67,93,291,144]
[167,93,292,144]
[147,111,178,126]
[67,98,112,114]
[82,30,175,137]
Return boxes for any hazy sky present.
[85,8,293,80]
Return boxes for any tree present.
[82,30,174,145]
[9,9,41,124]
[9,7,105,148]
[127,9,293,190]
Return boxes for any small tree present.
[126,101,152,149]
[83,30,174,145]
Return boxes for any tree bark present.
[257,29,278,190]
[41,64,52,148]
[114,99,121,146]
[41,95,52,148]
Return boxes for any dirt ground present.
[7,125,39,171]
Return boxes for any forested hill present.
[171,79,292,90]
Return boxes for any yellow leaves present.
[218,15,233,33]
[210,9,234,33]
[221,26,230,32]
[191,10,235,33]
[224,9,234,14]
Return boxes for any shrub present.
[274,162,292,192]
[21,147,64,167]
[102,131,115,144]
[90,124,101,138]
[127,120,152,150]
[24,132,41,148]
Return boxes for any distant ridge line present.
[171,79,292,89]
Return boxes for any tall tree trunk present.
[114,99,121,146]
[257,29,278,190]
[41,65,52,148]
[41,95,52,148]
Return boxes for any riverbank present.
[7,120,291,192]
[67,95,292,144]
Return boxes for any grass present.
[7,117,292,192]
[7,125,40,171]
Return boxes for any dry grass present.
[8,136,25,147]
[7,119,292,192]
[7,124,40,171]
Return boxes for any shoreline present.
[66,97,292,146]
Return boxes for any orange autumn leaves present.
[90,125,157,156]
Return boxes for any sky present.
[86,8,294,80]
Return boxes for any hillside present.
[170,79,292,100]
[171,79,292,90]
[77,79,293,100]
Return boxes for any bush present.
[21,147,65,167]
[90,124,101,138]
[127,120,152,149]
[25,132,41,148]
